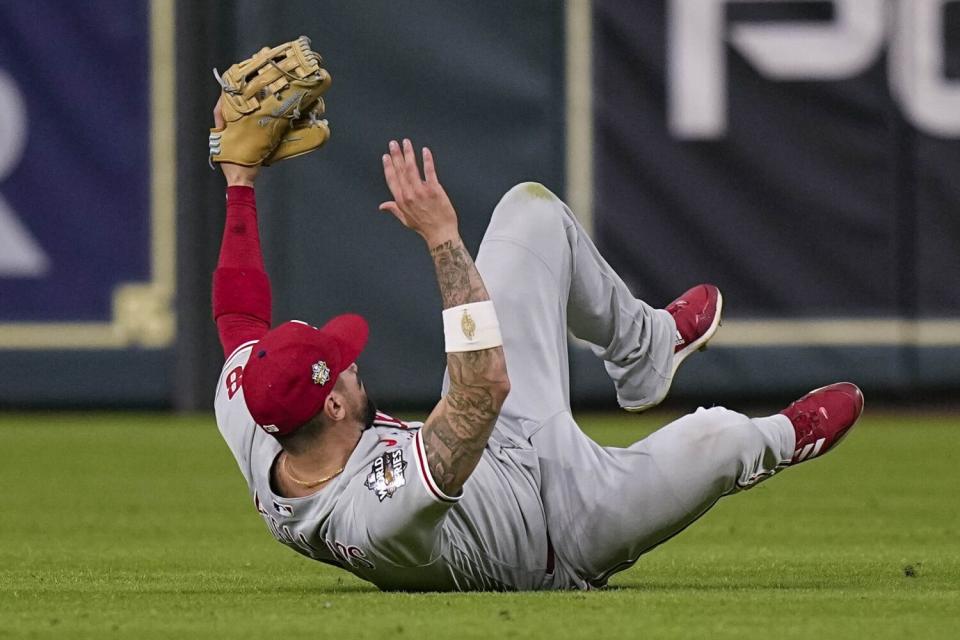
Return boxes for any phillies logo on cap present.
[311,360,330,385]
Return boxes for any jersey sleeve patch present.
[364,449,408,501]
[413,429,461,504]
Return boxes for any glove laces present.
[212,67,239,94]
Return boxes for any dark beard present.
[361,394,378,430]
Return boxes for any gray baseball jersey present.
[215,342,557,591]
[214,182,795,591]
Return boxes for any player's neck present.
[274,420,363,497]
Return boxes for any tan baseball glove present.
[208,36,331,167]
[263,99,331,165]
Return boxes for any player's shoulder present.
[363,415,461,506]
[215,340,258,402]
[371,411,423,430]
[213,340,262,475]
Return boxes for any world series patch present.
[364,450,407,501]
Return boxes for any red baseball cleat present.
[624,284,722,412]
[666,284,723,376]
[780,382,864,465]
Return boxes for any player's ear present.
[323,391,346,422]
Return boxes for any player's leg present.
[535,383,863,587]
[459,182,716,425]
[560,200,720,411]
[533,407,792,587]
[460,183,579,424]
[465,182,679,423]
[475,182,719,416]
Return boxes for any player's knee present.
[495,182,563,216]
[504,182,559,202]
[490,182,567,233]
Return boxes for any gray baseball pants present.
[472,182,796,588]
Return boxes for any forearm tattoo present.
[429,239,489,308]
[423,239,507,494]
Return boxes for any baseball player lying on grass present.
[210,38,864,592]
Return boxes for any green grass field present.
[1,411,957,639]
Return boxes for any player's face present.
[338,362,377,429]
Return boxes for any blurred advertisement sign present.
[668,0,960,139]
[0,1,175,348]
[0,70,48,277]
[585,0,960,347]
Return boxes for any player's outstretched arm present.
[211,98,273,358]
[379,139,510,496]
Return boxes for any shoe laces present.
[790,405,829,442]
[667,299,688,314]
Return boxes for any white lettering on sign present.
[0,69,49,278]
[668,0,960,139]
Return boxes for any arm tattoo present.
[422,238,508,494]
[429,239,489,308]
[423,350,506,493]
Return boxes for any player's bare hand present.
[214,96,260,187]
[379,139,459,249]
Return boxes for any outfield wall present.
[1,0,958,408]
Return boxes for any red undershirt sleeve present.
[212,185,272,358]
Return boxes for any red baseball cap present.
[241,314,369,436]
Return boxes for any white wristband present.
[442,301,503,352]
